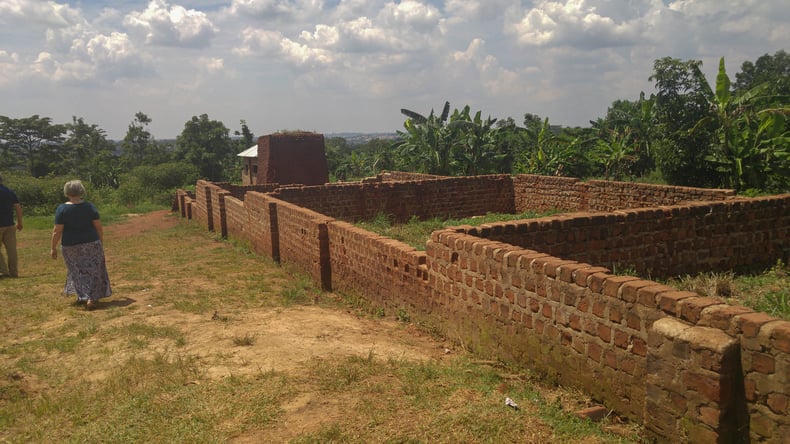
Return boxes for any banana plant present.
[691,57,790,191]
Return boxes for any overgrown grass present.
[0,210,639,443]
[356,210,557,250]
[668,260,790,320]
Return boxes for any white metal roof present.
[237,145,258,157]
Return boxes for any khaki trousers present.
[0,225,18,277]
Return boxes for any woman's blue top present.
[55,201,100,246]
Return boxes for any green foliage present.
[115,162,199,207]
[650,57,720,187]
[0,114,67,176]
[174,114,236,182]
[2,172,72,216]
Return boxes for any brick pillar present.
[645,317,748,443]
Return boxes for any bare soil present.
[105,211,456,440]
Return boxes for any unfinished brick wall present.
[272,199,332,290]
[327,220,429,314]
[470,195,790,278]
[512,175,734,213]
[184,175,789,442]
[271,175,515,223]
[243,192,278,260]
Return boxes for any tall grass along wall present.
[181,173,788,443]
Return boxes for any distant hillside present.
[327,132,399,145]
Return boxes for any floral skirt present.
[62,240,112,302]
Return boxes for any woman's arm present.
[92,219,104,243]
[51,224,64,259]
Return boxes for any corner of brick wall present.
[736,314,790,442]
[645,317,747,443]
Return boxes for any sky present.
[0,0,787,141]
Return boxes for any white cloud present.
[124,0,217,48]
[507,0,645,49]
[0,0,82,28]
[0,0,786,139]
[225,0,324,21]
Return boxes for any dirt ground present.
[104,211,457,440]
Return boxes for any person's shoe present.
[86,300,96,311]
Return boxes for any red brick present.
[627,312,642,331]
[588,342,602,362]
[592,299,606,318]
[541,303,553,318]
[658,291,697,316]
[620,357,636,375]
[685,372,722,402]
[614,330,629,349]
[609,304,623,324]
[744,379,757,402]
[767,393,788,415]
[604,350,617,369]
[602,276,640,298]
[569,314,581,332]
[637,284,675,308]
[700,304,753,330]
[632,337,647,356]
[589,272,609,293]
[598,324,612,342]
[619,280,655,303]
[574,266,610,287]
[771,321,790,353]
[736,312,779,338]
[698,406,720,427]
[558,263,584,283]
[751,352,775,374]
[680,297,725,324]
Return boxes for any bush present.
[115,162,199,207]
[1,172,73,216]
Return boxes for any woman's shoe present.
[86,300,96,311]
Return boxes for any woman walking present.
[50,180,112,310]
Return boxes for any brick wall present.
[271,198,332,290]
[224,196,247,241]
[469,195,790,278]
[512,175,734,213]
[327,220,429,314]
[244,192,279,260]
[179,176,789,442]
[271,175,515,223]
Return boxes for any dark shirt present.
[0,184,20,228]
[55,201,100,246]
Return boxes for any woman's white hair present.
[63,180,86,198]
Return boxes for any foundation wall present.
[182,175,788,442]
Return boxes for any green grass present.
[668,260,790,320]
[0,210,641,443]
[356,210,557,250]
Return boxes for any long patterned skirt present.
[61,240,112,302]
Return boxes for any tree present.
[649,57,719,187]
[449,106,500,176]
[121,112,166,168]
[735,50,790,98]
[174,114,235,181]
[691,57,790,191]
[0,115,66,176]
[234,119,255,150]
[513,116,582,176]
[59,117,120,187]
[395,101,460,175]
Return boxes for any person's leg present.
[5,226,18,277]
[0,225,11,276]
